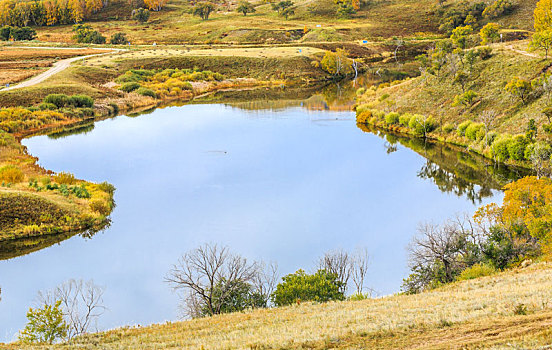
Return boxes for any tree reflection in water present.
[358,124,531,204]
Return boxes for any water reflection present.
[358,124,530,204]
[0,222,110,261]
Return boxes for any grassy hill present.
[32,0,539,44]
[6,262,552,349]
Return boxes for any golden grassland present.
[30,0,538,45]
[354,39,552,170]
[4,262,552,349]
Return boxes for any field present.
[4,262,552,349]
[0,47,109,86]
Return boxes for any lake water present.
[0,98,521,341]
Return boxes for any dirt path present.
[2,48,123,91]
[503,44,540,58]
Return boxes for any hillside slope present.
[33,0,538,44]
[7,262,552,349]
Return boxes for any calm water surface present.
[1,102,509,341]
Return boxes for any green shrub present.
[135,87,156,98]
[399,114,411,127]
[384,112,400,125]
[110,32,128,45]
[71,184,90,199]
[408,115,437,136]
[456,263,496,281]
[457,120,473,136]
[132,8,150,23]
[44,94,69,108]
[465,122,484,141]
[18,300,67,344]
[68,95,94,108]
[0,165,24,183]
[507,134,529,161]
[38,103,58,111]
[11,26,36,41]
[486,131,497,145]
[271,269,345,307]
[443,123,455,133]
[72,24,106,44]
[120,82,141,92]
[492,134,512,161]
[0,25,12,40]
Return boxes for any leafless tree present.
[165,243,261,318]
[350,248,370,295]
[251,261,279,307]
[393,37,405,62]
[319,248,370,295]
[479,109,498,146]
[529,142,552,178]
[319,249,351,293]
[408,221,468,282]
[38,279,105,340]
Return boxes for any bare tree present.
[408,221,467,283]
[350,247,369,295]
[319,249,351,293]
[251,261,279,307]
[165,243,260,318]
[479,109,498,146]
[529,142,552,178]
[38,279,105,340]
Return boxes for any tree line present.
[0,0,106,27]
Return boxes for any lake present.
[0,94,522,341]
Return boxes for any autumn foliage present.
[0,0,105,27]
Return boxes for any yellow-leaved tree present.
[535,0,552,32]
[502,176,552,245]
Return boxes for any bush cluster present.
[43,94,94,109]
[357,108,437,137]
[115,68,224,99]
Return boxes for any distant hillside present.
[33,0,538,44]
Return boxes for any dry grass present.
[29,0,537,45]
[0,47,109,87]
[7,262,552,349]
[359,40,549,136]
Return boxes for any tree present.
[534,0,552,32]
[38,279,106,340]
[132,7,150,22]
[271,269,345,306]
[271,0,295,19]
[72,24,106,44]
[110,32,127,44]
[236,1,255,16]
[505,77,533,105]
[527,141,552,178]
[479,22,500,45]
[350,248,369,295]
[192,2,215,20]
[450,25,473,50]
[319,249,352,293]
[452,90,478,107]
[144,0,167,11]
[531,29,552,59]
[320,48,353,77]
[502,176,552,243]
[18,300,68,344]
[479,109,498,145]
[165,243,272,317]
